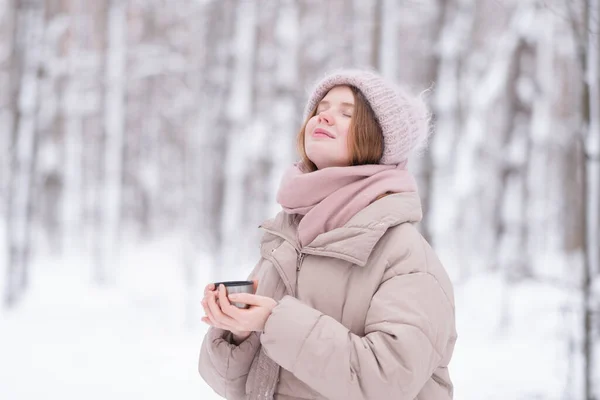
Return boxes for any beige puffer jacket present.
[198,192,457,399]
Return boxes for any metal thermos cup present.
[213,280,254,309]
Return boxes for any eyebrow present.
[318,100,355,108]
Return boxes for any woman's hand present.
[201,283,252,343]
[217,284,278,333]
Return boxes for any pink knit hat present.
[304,69,431,165]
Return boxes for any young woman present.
[198,69,457,400]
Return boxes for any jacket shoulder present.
[380,222,455,308]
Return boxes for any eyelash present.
[317,109,352,118]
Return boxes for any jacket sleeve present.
[259,272,455,400]
[198,328,261,399]
[198,257,267,399]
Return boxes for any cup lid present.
[213,280,253,287]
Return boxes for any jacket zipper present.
[295,250,305,296]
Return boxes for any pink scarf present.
[276,162,418,247]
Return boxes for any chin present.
[306,148,347,169]
[311,159,342,170]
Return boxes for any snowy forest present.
[0,0,599,399]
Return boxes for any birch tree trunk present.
[97,0,126,285]
[179,1,209,327]
[371,0,383,69]
[269,0,301,214]
[219,0,258,278]
[588,0,599,278]
[564,0,600,397]
[197,0,235,279]
[417,0,450,245]
[432,0,476,282]
[582,0,600,396]
[0,0,12,216]
[4,0,44,307]
[61,0,84,258]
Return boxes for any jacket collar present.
[260,192,423,267]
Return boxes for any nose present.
[317,110,334,125]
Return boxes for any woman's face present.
[304,85,354,169]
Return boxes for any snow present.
[0,235,224,400]
[452,273,578,399]
[0,235,577,399]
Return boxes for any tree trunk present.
[418,0,450,245]
[181,2,209,328]
[244,0,278,255]
[219,0,259,278]
[583,0,600,397]
[4,0,44,308]
[581,130,592,400]
[0,0,12,215]
[197,0,236,279]
[4,0,22,308]
[569,0,598,397]
[371,0,383,69]
[98,0,127,285]
[61,0,84,258]
[586,0,599,275]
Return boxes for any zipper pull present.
[296,252,305,271]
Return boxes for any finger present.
[201,290,218,311]
[208,288,238,328]
[202,299,221,328]
[201,316,212,325]
[204,283,215,296]
[203,293,231,330]
[228,293,269,307]
[218,284,243,319]
[201,296,213,318]
[205,304,231,330]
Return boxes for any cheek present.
[339,119,351,139]
[305,117,317,134]
[338,122,352,160]
[304,118,317,146]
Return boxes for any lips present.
[313,128,335,139]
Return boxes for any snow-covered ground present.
[0,235,578,399]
